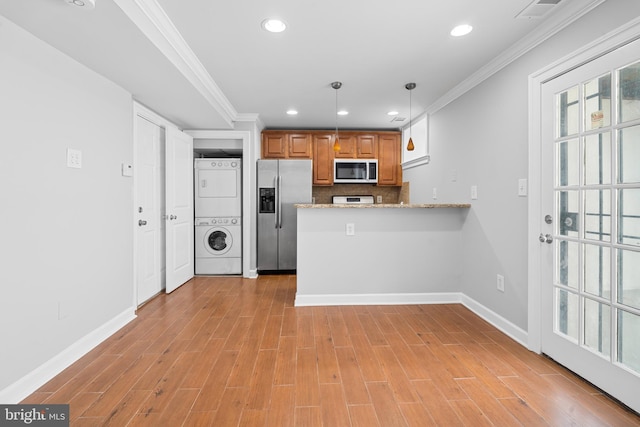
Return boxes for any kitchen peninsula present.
[294,203,471,306]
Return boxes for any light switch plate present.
[518,178,528,196]
[66,148,82,169]
[376,195,382,203]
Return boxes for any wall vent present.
[516,0,562,19]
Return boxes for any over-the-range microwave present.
[333,159,378,184]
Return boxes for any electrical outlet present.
[497,274,505,292]
[346,223,355,236]
[471,185,478,200]
[376,195,382,203]
[451,169,457,182]
[432,188,438,200]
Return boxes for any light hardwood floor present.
[23,275,640,426]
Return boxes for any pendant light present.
[405,82,416,151]
[331,81,342,152]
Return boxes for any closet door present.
[165,127,194,293]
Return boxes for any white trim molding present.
[0,309,136,404]
[113,0,237,128]
[527,16,640,353]
[428,0,605,116]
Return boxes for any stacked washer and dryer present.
[194,158,242,275]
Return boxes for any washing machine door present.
[204,227,233,256]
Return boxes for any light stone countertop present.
[295,203,471,209]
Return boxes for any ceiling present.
[0,0,598,130]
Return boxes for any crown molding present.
[427,0,606,115]
[113,0,237,128]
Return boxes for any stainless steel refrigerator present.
[257,159,312,272]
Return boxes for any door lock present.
[138,220,147,226]
[539,233,553,244]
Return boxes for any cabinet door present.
[262,132,287,158]
[377,133,401,186]
[357,134,377,158]
[313,134,334,185]
[333,133,357,158]
[288,133,312,158]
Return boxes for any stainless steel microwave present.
[333,159,378,184]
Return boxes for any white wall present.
[0,16,134,395]
[404,0,640,330]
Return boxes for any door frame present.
[186,130,255,278]
[527,18,640,352]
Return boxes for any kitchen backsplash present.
[312,183,409,204]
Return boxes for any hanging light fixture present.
[331,81,342,152]
[405,82,416,151]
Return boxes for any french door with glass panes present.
[540,38,640,412]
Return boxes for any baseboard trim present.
[459,294,528,347]
[295,292,528,347]
[295,292,462,306]
[0,308,137,404]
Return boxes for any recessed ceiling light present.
[450,24,473,37]
[286,109,298,115]
[262,19,287,33]
[387,111,399,116]
[337,110,349,116]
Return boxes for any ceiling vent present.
[516,0,561,19]
[390,116,406,123]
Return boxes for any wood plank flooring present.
[22,275,640,426]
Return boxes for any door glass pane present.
[558,138,579,186]
[584,244,610,298]
[618,189,640,247]
[618,60,640,123]
[584,189,611,242]
[558,190,579,237]
[618,249,640,310]
[585,73,611,130]
[618,125,640,184]
[617,309,640,374]
[584,132,611,185]
[557,288,579,341]
[557,86,579,138]
[558,240,579,289]
[584,298,611,358]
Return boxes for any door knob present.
[539,233,553,244]
[169,215,177,220]
[138,220,147,226]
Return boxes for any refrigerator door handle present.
[277,175,283,228]
[274,176,279,228]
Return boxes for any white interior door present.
[135,115,165,305]
[165,127,194,293]
[540,38,640,412]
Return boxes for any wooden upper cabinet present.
[333,133,377,159]
[261,131,311,159]
[377,133,402,186]
[262,130,401,186]
[262,132,287,158]
[333,133,357,158]
[356,134,377,158]
[313,134,334,185]
[288,133,312,158]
